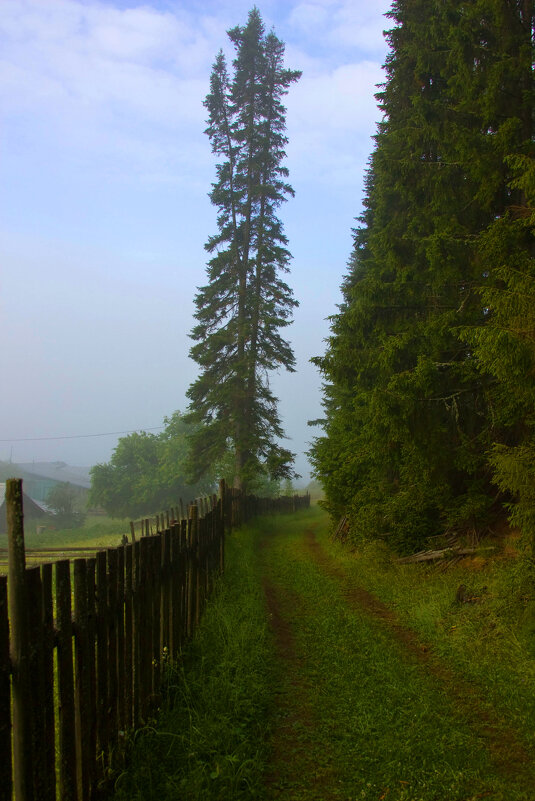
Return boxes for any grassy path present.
[113,507,535,801]
[260,510,535,801]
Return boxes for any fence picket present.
[41,563,56,800]
[26,566,45,800]
[0,576,12,801]
[56,560,77,801]
[125,543,133,731]
[74,558,91,801]
[7,479,33,801]
[117,546,126,739]
[96,549,109,771]
[106,549,118,756]
[2,478,310,795]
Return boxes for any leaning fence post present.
[6,478,34,801]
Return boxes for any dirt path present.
[303,526,535,787]
[260,535,341,800]
[259,519,535,800]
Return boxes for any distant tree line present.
[310,1,535,553]
[88,410,297,519]
[89,412,214,518]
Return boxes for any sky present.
[0,0,391,483]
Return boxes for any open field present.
[0,515,131,572]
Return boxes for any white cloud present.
[288,0,391,56]
[286,61,383,185]
[0,0,388,187]
[0,0,219,183]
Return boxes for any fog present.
[0,0,390,482]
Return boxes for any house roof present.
[0,483,48,520]
[13,462,91,489]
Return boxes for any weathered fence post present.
[56,560,77,801]
[124,543,134,731]
[218,479,226,574]
[192,504,202,628]
[6,478,33,801]
[74,558,91,801]
[0,574,12,801]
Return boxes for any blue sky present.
[0,0,391,481]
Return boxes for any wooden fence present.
[0,479,310,801]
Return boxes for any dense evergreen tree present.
[186,8,301,491]
[311,0,534,552]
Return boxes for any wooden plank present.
[180,520,188,644]
[95,549,109,769]
[41,563,56,801]
[161,530,171,660]
[186,516,195,638]
[151,535,162,700]
[138,537,151,723]
[106,548,118,754]
[396,546,491,564]
[124,544,133,731]
[132,541,141,729]
[74,558,91,801]
[85,558,97,796]
[191,505,200,629]
[6,479,33,801]
[0,576,12,801]
[116,545,126,748]
[219,480,226,573]
[55,559,77,801]
[198,515,206,616]
[170,527,180,658]
[26,566,46,800]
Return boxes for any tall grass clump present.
[113,522,274,801]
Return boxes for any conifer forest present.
[310,0,535,555]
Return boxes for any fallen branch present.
[397,546,494,564]
[332,515,349,542]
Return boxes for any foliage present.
[113,507,535,800]
[186,8,301,492]
[45,481,85,528]
[112,518,274,801]
[89,411,213,518]
[461,153,535,548]
[310,0,534,552]
[260,509,534,800]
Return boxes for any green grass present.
[108,507,535,800]
[320,514,535,743]
[258,509,528,801]
[0,516,132,573]
[112,520,276,801]
[0,515,131,550]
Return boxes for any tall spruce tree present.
[311,0,534,552]
[186,8,301,491]
[459,2,535,545]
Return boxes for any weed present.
[112,521,275,801]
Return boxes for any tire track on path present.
[304,526,535,790]
[260,535,342,800]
